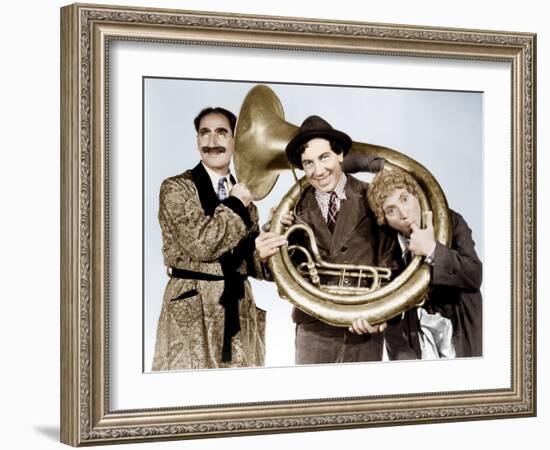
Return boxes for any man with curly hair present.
[367,170,483,359]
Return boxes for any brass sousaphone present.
[235,85,452,326]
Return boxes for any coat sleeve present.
[244,203,272,281]
[158,177,251,262]
[431,210,482,291]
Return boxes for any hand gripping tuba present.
[235,85,452,327]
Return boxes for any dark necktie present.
[217,177,227,201]
[402,237,411,265]
[327,191,339,233]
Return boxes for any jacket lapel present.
[191,162,219,216]
[298,189,332,253]
[329,176,367,255]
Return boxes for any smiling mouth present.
[316,176,331,184]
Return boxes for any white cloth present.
[416,308,456,359]
[397,232,455,359]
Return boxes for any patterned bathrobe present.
[151,163,266,371]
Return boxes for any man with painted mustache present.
[152,107,266,370]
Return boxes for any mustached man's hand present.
[230,183,253,207]
[255,231,287,262]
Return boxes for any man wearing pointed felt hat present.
[256,115,398,365]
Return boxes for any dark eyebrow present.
[215,127,229,133]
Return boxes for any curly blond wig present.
[367,170,421,225]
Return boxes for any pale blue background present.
[144,78,483,370]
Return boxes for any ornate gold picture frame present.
[60,3,536,446]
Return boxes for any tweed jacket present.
[385,209,483,359]
[151,163,266,371]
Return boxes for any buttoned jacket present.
[291,175,399,324]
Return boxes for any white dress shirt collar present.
[201,162,233,193]
[314,174,347,221]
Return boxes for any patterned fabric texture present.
[151,166,266,371]
[327,191,339,233]
[314,174,347,221]
[217,177,227,200]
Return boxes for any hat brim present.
[285,129,352,169]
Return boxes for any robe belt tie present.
[167,267,246,363]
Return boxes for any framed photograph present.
[60,3,536,446]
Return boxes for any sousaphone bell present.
[235,84,451,327]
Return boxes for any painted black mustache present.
[202,146,226,154]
